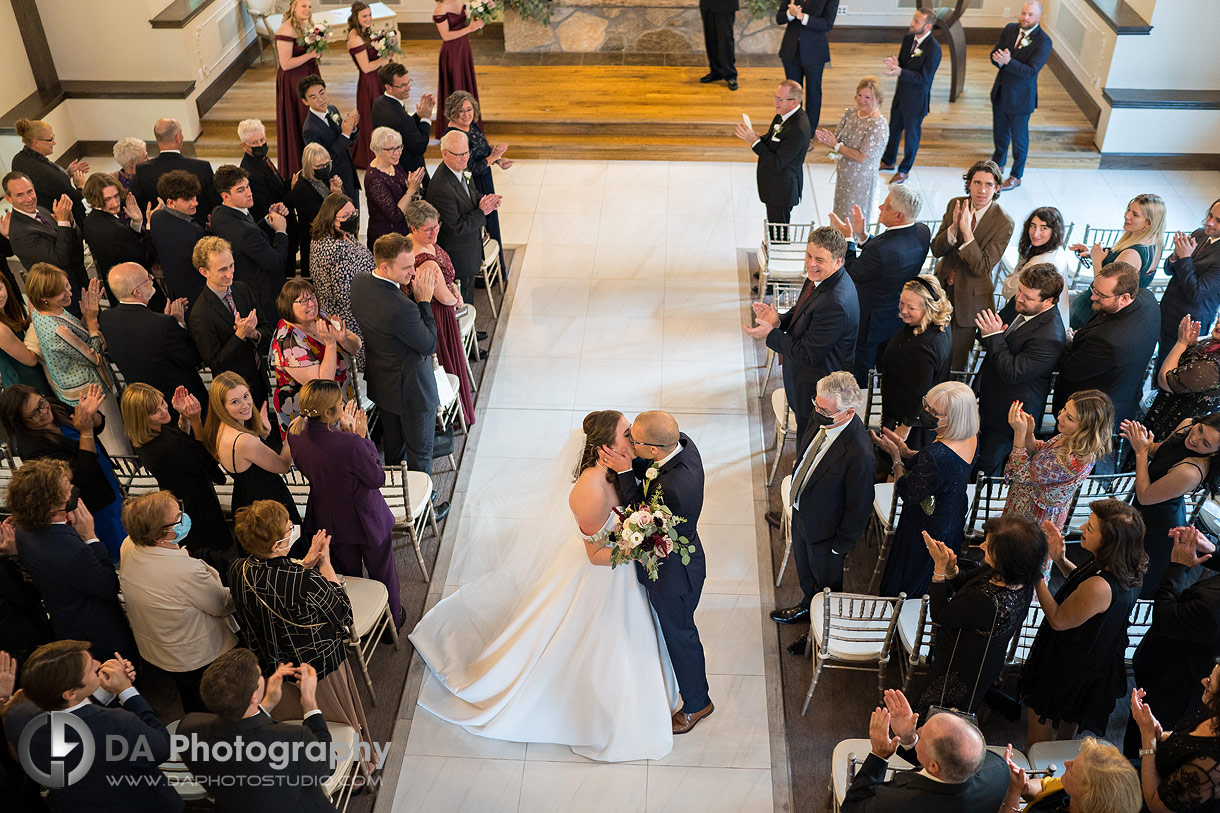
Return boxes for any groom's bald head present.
[631,411,679,459]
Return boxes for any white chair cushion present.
[343,575,389,639]
[780,475,793,518]
[771,387,788,422]
[873,483,894,523]
[896,599,924,657]
[810,599,896,662]
[831,739,915,806]
[1027,739,1083,772]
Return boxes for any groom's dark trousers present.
[617,433,711,712]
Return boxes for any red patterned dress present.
[1002,435,1095,531]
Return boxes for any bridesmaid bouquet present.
[467,0,501,26]
[606,466,695,581]
[370,27,402,58]
[300,21,331,57]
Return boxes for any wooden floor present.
[200,39,1098,166]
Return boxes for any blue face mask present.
[170,513,192,544]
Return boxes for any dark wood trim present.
[196,38,262,118]
[1079,0,1152,35]
[10,0,58,92]
[1047,50,1100,128]
[399,21,503,40]
[58,80,196,100]
[826,25,1005,45]
[149,0,221,29]
[1104,88,1220,111]
[0,87,66,133]
[1100,153,1220,171]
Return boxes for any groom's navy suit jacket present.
[617,433,706,598]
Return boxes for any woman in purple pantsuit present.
[287,379,402,625]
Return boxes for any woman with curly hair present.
[879,275,953,450]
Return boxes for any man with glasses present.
[1053,261,1160,432]
[99,263,207,421]
[735,80,810,226]
[209,164,290,320]
[300,74,361,205]
[425,129,502,301]
[373,62,435,194]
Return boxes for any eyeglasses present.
[773,96,798,103]
[422,223,441,234]
[293,293,317,305]
[813,402,844,418]
[444,149,470,158]
[160,499,187,530]
[383,145,403,153]
[34,137,55,143]
[1088,283,1120,300]
[390,82,410,90]
[23,398,49,421]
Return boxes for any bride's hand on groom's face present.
[597,445,632,473]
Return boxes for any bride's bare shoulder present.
[569,468,615,530]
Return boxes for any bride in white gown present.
[409,410,680,762]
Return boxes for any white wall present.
[1106,1,1220,91]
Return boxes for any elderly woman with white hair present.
[112,137,148,222]
[364,126,425,250]
[873,380,979,597]
[286,142,344,276]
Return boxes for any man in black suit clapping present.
[238,118,297,275]
[735,81,810,225]
[776,0,839,132]
[300,75,361,206]
[880,8,941,183]
[209,165,290,321]
[132,118,217,228]
[425,130,502,301]
[4,171,88,311]
[698,0,739,90]
[372,62,435,194]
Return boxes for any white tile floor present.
[391,157,1216,812]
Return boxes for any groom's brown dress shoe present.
[672,701,715,735]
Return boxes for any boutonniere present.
[462,170,472,182]
[912,47,922,57]
[645,465,660,481]
[328,111,341,125]
[1019,35,1031,48]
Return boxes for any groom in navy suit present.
[602,411,713,734]
[989,1,1052,190]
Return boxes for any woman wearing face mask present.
[872,380,979,598]
[286,143,345,276]
[1144,316,1220,441]
[307,193,372,372]
[118,490,237,714]
[879,275,953,451]
[1122,413,1220,598]
[1001,206,1074,333]
[229,499,373,768]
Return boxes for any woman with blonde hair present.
[1004,389,1114,531]
[203,372,301,548]
[813,76,889,219]
[873,380,978,597]
[1068,193,1166,329]
[274,0,323,178]
[1002,736,1141,812]
[880,275,953,448]
[286,142,344,276]
[11,118,87,223]
[287,379,401,624]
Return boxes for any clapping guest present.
[346,1,389,169]
[1000,737,1141,813]
[814,76,888,220]
[300,75,361,205]
[1003,390,1112,532]
[425,130,502,301]
[285,142,345,276]
[444,90,510,260]
[287,380,402,624]
[873,381,978,598]
[365,126,425,249]
[112,137,149,203]
[1123,415,1220,598]
[1000,206,1074,331]
[81,172,154,306]
[879,275,952,448]
[916,517,1043,718]
[274,0,322,179]
[1158,200,1220,371]
[10,118,87,225]
[148,170,207,302]
[373,62,434,192]
[1131,663,1220,813]
[1020,499,1146,746]
[4,171,89,310]
[270,279,361,433]
[132,118,218,229]
[308,193,372,368]
[0,270,50,394]
[1067,194,1165,329]
[210,164,291,321]
[1145,316,1220,440]
[118,491,237,714]
[238,118,298,274]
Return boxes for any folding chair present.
[343,575,400,705]
[965,475,1012,543]
[480,231,505,318]
[768,387,797,485]
[1125,598,1154,677]
[801,589,905,714]
[382,463,440,581]
[776,474,794,587]
[896,594,934,694]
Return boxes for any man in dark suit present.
[735,80,810,225]
[1053,261,1160,428]
[699,0,738,90]
[931,160,1015,370]
[373,62,435,194]
[425,130,502,300]
[880,8,941,183]
[989,1,1052,190]
[100,263,206,419]
[148,170,208,303]
[188,236,272,408]
[179,649,335,812]
[351,235,446,498]
[770,373,874,654]
[776,0,839,132]
[1158,199,1220,370]
[5,639,181,812]
[842,688,1008,812]
[829,184,930,383]
[81,172,161,308]
[209,164,290,320]
[300,75,361,206]
[238,118,298,275]
[600,411,712,734]
[4,171,89,313]
[746,226,860,441]
[133,118,217,228]
[972,264,1067,476]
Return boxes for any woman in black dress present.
[916,515,1044,718]
[1020,498,1147,747]
[1122,414,1220,598]
[1145,316,1220,441]
[1131,659,1220,813]
[121,383,232,559]
[286,143,345,276]
[880,275,952,450]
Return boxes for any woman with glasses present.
[308,192,372,370]
[1122,413,1220,598]
[405,199,474,426]
[1067,194,1166,329]
[364,126,424,250]
[872,380,978,597]
[286,143,345,276]
[11,118,87,224]
[443,91,509,263]
[117,490,237,714]
[270,278,361,434]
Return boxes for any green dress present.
[0,327,50,394]
[1069,243,1157,329]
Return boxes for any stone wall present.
[503,5,784,54]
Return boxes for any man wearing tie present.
[735,81,811,225]
[1158,199,1220,370]
[776,0,839,132]
[4,171,88,312]
[424,130,502,301]
[880,8,941,184]
[209,165,290,321]
[300,75,361,206]
[768,372,874,655]
[989,1,1053,191]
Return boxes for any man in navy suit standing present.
[699,0,739,90]
[989,1,1052,191]
[299,75,361,206]
[601,411,712,735]
[776,0,839,132]
[880,8,941,184]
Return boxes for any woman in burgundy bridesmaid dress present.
[346,2,390,170]
[432,0,484,137]
[275,0,323,179]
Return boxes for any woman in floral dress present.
[814,75,889,220]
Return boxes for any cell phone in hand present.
[742,113,752,131]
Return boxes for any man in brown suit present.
[930,160,1015,370]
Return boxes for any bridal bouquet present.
[369,27,402,58]
[300,22,331,57]
[607,466,696,581]
[467,0,501,27]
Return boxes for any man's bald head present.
[153,118,183,148]
[917,713,986,784]
[440,130,470,173]
[631,411,679,459]
[108,262,152,302]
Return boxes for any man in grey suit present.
[350,233,449,518]
[424,130,501,301]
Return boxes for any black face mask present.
[339,215,360,235]
[812,410,837,428]
[250,144,269,159]
[65,486,80,514]
[315,166,332,183]
[916,407,941,430]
